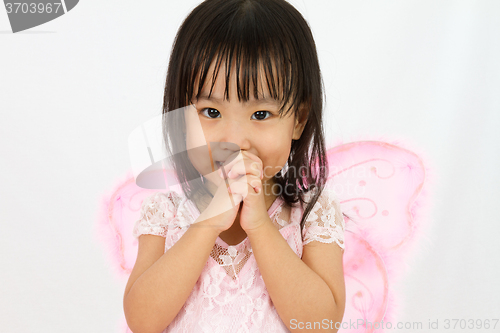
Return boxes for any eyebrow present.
[196,93,280,106]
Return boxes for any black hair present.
[162,0,331,238]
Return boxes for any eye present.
[251,111,272,121]
[200,107,221,119]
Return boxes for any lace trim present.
[302,189,345,249]
[210,204,288,281]
[132,192,181,238]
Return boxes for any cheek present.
[185,109,207,150]
[185,128,205,150]
[187,145,214,178]
[259,136,292,177]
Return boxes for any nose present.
[218,119,251,152]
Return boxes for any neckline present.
[184,194,284,247]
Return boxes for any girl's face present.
[185,61,308,194]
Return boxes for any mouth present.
[215,160,227,167]
[215,161,225,171]
[215,161,229,178]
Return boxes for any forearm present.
[247,219,342,332]
[124,224,219,333]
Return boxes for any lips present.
[210,147,239,166]
[215,161,227,173]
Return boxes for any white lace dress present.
[132,188,345,333]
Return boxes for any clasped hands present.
[194,150,272,234]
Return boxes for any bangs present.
[180,0,306,118]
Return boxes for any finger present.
[219,151,262,179]
[231,193,243,205]
[228,175,262,195]
[218,151,242,178]
[239,151,264,179]
[227,159,262,179]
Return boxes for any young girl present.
[123,0,346,332]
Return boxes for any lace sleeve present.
[302,189,345,249]
[132,192,177,239]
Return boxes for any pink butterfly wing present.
[326,141,428,332]
[95,170,178,280]
[342,230,389,333]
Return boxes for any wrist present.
[244,217,272,238]
[191,217,224,237]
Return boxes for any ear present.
[292,103,309,140]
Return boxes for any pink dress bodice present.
[133,188,345,333]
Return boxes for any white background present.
[1,1,499,332]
